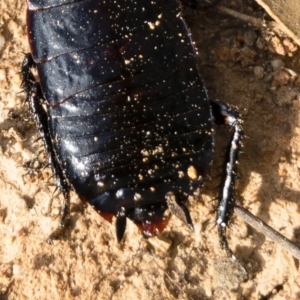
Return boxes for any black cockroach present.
[22,0,243,260]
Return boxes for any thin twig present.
[216,5,264,27]
[216,4,300,47]
[234,205,300,260]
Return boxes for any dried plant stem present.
[234,205,300,260]
[217,5,263,27]
[216,4,300,47]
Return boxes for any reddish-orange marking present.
[136,217,170,236]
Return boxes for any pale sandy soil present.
[1,1,300,299]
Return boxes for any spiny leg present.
[210,100,247,272]
[46,191,71,244]
[21,53,71,244]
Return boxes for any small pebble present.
[271,59,285,71]
[244,30,257,46]
[269,36,286,56]
[0,34,5,50]
[253,66,264,79]
[272,70,290,86]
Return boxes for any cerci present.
[22,0,242,253]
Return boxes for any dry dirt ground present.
[1,0,300,299]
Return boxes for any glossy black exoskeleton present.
[22,0,243,257]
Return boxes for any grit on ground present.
[0,0,300,299]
